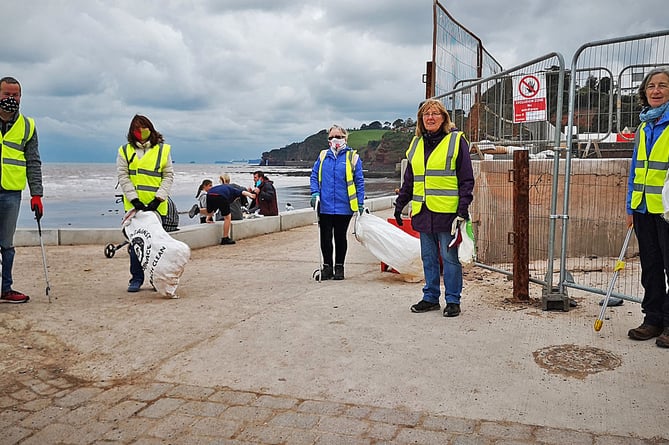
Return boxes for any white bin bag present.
[122,210,190,298]
[354,212,423,282]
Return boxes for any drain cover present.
[533,344,622,379]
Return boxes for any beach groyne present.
[14,196,396,249]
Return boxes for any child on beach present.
[190,179,213,223]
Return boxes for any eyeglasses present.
[328,135,344,140]
[423,112,442,118]
[645,83,669,92]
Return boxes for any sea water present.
[16,163,398,229]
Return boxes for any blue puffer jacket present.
[310,146,365,215]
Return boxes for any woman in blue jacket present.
[310,125,365,280]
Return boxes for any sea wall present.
[14,196,397,248]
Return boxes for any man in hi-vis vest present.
[117,114,174,293]
[394,99,474,318]
[0,76,43,304]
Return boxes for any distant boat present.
[247,159,262,165]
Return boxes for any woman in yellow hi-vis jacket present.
[393,99,474,318]
[626,67,669,348]
[116,114,174,293]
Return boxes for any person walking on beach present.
[393,99,474,317]
[626,67,669,348]
[310,124,365,280]
[204,183,255,245]
[248,170,278,216]
[117,114,174,293]
[0,76,43,303]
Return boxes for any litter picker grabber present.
[35,213,52,303]
[594,224,634,332]
[312,197,323,282]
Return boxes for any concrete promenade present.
[1,202,668,444]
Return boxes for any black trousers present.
[319,213,353,266]
[633,211,669,327]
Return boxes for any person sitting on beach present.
[205,184,255,245]
[247,170,278,216]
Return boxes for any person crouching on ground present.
[248,170,278,216]
[309,124,365,280]
[117,114,174,292]
[190,179,213,223]
[393,99,474,317]
[626,67,669,348]
[205,183,255,245]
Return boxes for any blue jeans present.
[0,191,21,293]
[420,231,462,305]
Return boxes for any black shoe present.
[220,237,236,245]
[410,300,440,313]
[444,303,461,317]
[188,204,199,219]
[321,265,333,280]
[333,264,345,280]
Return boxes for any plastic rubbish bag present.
[354,212,423,282]
[663,172,669,222]
[455,218,476,267]
[122,210,190,298]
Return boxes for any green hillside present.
[346,129,389,149]
[261,127,414,175]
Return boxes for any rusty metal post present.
[512,149,530,300]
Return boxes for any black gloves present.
[147,198,161,211]
[131,198,146,211]
[394,210,403,226]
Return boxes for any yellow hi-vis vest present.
[407,132,462,215]
[318,148,360,212]
[120,143,171,216]
[1,114,35,191]
[631,122,669,214]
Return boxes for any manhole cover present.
[533,344,622,379]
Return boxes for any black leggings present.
[319,213,353,266]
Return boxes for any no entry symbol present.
[519,75,540,98]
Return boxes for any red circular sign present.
[519,75,540,98]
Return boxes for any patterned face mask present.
[0,97,19,112]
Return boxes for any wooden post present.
[512,149,530,301]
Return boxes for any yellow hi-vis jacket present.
[407,131,463,215]
[318,148,360,212]
[1,114,35,190]
[631,122,669,214]
[119,143,171,216]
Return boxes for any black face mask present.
[0,97,19,113]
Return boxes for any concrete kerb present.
[14,196,396,248]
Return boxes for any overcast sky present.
[3,0,666,163]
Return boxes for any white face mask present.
[329,137,346,150]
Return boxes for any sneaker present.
[410,300,440,313]
[333,264,345,280]
[188,204,200,219]
[1,290,30,303]
[628,322,663,341]
[220,237,236,245]
[321,265,333,280]
[444,303,461,317]
[656,328,669,348]
[127,280,142,293]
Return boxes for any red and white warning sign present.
[513,73,547,123]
